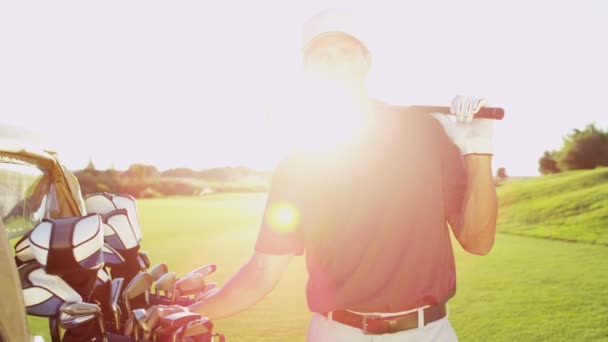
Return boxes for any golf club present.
[171,273,206,304]
[149,263,169,281]
[156,311,203,342]
[407,105,505,120]
[183,318,212,337]
[194,282,218,301]
[152,323,184,342]
[166,326,184,342]
[132,308,149,342]
[110,277,124,331]
[49,318,60,342]
[186,264,217,278]
[59,302,107,342]
[123,272,153,317]
[138,251,151,271]
[155,271,178,297]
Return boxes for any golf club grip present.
[408,106,505,120]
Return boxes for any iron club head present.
[184,318,212,337]
[149,263,169,281]
[110,277,124,331]
[132,308,149,341]
[58,302,99,330]
[194,282,218,302]
[137,251,151,271]
[186,264,217,278]
[123,272,153,315]
[171,273,205,303]
[155,271,178,296]
[59,302,107,341]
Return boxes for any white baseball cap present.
[302,8,370,54]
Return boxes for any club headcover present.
[18,262,82,317]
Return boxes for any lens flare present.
[269,202,299,232]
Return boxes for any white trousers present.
[306,313,458,342]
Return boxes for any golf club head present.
[137,251,151,271]
[149,263,169,281]
[186,264,217,278]
[154,312,201,342]
[110,278,124,310]
[95,268,111,288]
[61,301,102,316]
[124,272,153,301]
[194,283,217,302]
[58,302,101,330]
[133,308,149,332]
[110,278,124,331]
[155,271,178,295]
[123,272,153,314]
[59,312,96,330]
[160,312,203,330]
[132,308,149,342]
[196,288,219,302]
[184,318,213,337]
[172,273,206,299]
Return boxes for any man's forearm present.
[187,254,289,319]
[457,155,498,255]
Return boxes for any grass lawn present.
[497,167,608,245]
[27,193,608,341]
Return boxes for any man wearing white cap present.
[129,8,497,341]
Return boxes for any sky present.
[1,0,607,176]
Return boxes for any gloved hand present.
[432,95,494,155]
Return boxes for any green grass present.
[498,167,608,245]
[26,193,608,341]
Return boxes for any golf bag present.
[19,262,133,342]
[18,262,83,341]
[26,214,106,341]
[17,207,225,341]
[28,214,105,300]
[85,193,145,283]
[85,193,151,311]
[14,230,35,266]
[100,208,142,282]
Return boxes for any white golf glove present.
[432,95,494,155]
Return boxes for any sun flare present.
[268,80,372,155]
[268,202,299,232]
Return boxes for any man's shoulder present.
[371,99,444,135]
[274,150,319,175]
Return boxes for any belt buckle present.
[362,314,381,335]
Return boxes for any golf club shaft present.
[113,311,120,332]
[97,316,108,342]
[407,106,505,120]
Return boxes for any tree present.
[162,168,198,178]
[559,124,608,170]
[85,157,96,171]
[126,164,160,180]
[539,151,560,175]
[496,167,507,179]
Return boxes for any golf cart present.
[0,136,85,341]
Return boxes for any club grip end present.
[476,107,505,120]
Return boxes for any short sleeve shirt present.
[255,101,467,313]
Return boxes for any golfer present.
[129,9,498,341]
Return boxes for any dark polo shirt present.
[255,101,466,313]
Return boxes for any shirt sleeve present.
[254,155,305,255]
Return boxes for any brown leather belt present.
[321,303,446,335]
